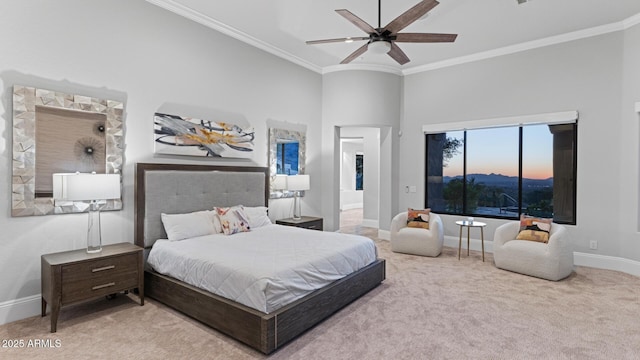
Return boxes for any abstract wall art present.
[154,112,254,158]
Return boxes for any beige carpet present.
[2,228,640,359]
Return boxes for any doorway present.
[339,127,380,231]
[340,137,364,230]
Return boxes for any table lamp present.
[286,174,310,220]
[52,172,121,253]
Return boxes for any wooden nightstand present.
[276,216,323,231]
[41,242,144,332]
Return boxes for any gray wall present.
[402,31,630,258]
[0,0,321,307]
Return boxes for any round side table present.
[455,220,487,261]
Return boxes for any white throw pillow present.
[161,210,218,241]
[243,206,272,228]
[214,206,251,235]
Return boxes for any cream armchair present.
[493,221,574,281]
[391,212,444,257]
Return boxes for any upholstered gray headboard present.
[135,163,269,249]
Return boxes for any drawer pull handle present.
[92,265,115,273]
[92,282,116,291]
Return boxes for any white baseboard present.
[574,252,640,276]
[361,219,379,228]
[341,203,363,211]
[0,295,41,326]
[443,235,640,276]
[444,235,494,254]
[378,229,390,241]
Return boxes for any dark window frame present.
[424,123,577,225]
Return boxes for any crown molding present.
[404,11,640,76]
[145,0,322,74]
[623,12,640,29]
[322,64,403,76]
[403,21,625,75]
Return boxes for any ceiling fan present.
[306,0,457,65]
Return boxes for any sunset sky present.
[443,124,553,180]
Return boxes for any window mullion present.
[463,131,467,215]
[518,127,523,217]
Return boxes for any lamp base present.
[293,192,303,221]
[86,246,102,254]
[86,203,103,254]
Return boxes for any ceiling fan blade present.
[394,33,457,43]
[387,42,410,65]
[384,0,439,35]
[340,43,369,64]
[306,37,369,45]
[336,9,378,35]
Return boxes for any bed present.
[134,163,386,354]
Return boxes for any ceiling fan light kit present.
[369,41,392,54]
[306,0,458,65]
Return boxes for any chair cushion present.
[407,208,430,229]
[516,214,552,243]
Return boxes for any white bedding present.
[147,224,377,313]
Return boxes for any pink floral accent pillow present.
[215,206,250,235]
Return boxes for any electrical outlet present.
[589,240,598,250]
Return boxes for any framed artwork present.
[154,112,254,158]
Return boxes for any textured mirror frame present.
[269,128,306,199]
[12,85,124,216]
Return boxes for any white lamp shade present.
[273,175,288,190]
[287,174,310,191]
[52,173,121,201]
[369,41,391,54]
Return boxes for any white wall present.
[321,71,402,231]
[361,128,381,226]
[341,127,380,226]
[340,140,363,210]
[0,0,321,321]
[619,23,640,261]
[402,31,628,258]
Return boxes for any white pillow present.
[161,210,218,241]
[243,206,272,228]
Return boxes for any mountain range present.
[443,173,553,188]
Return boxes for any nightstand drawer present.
[62,253,138,283]
[302,219,323,230]
[62,271,139,304]
[276,216,323,231]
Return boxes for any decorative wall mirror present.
[268,128,306,198]
[12,85,124,216]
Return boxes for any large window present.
[425,123,576,224]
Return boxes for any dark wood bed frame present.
[134,163,386,354]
